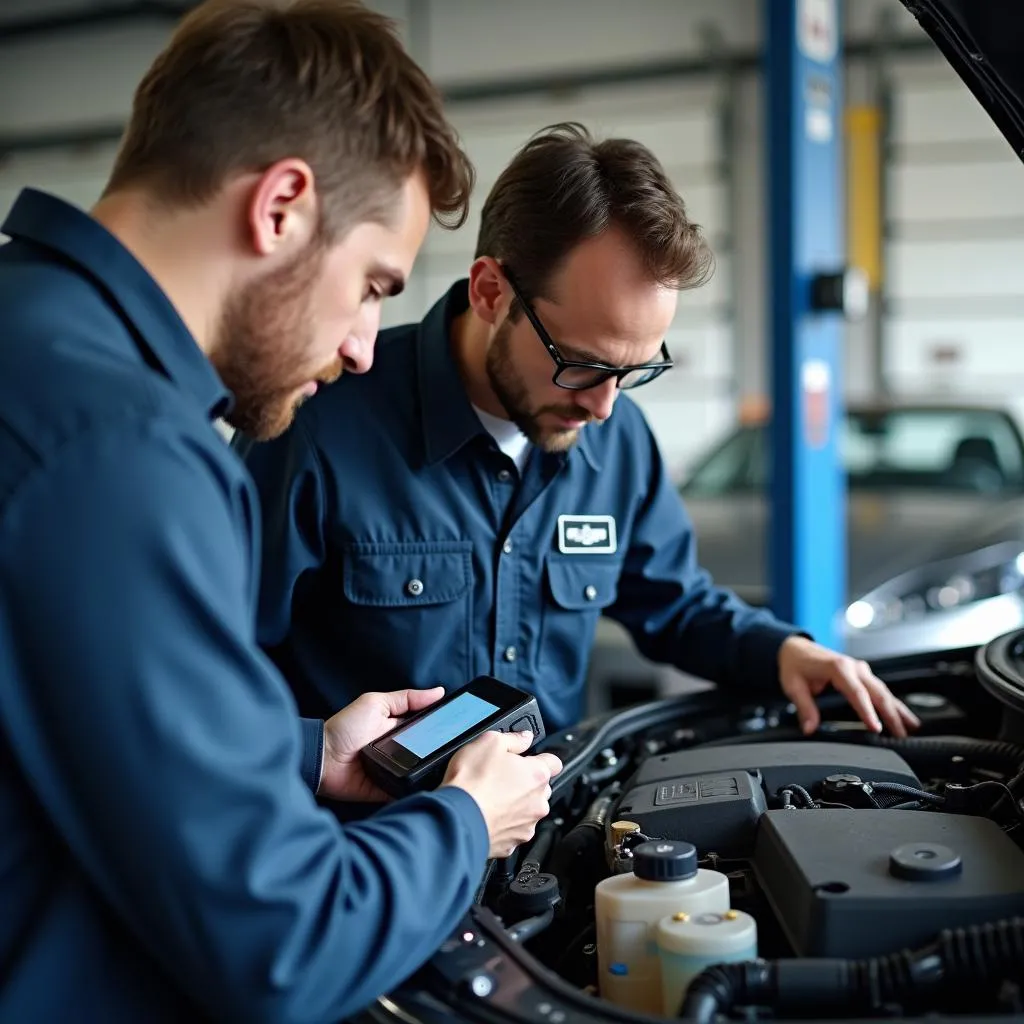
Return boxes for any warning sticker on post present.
[798,0,838,64]
[802,359,831,450]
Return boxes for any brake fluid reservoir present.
[656,908,758,1016]
[594,840,730,1015]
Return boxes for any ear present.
[466,257,511,326]
[245,158,318,257]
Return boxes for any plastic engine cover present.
[754,808,1024,957]
[612,742,921,857]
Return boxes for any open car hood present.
[364,635,1024,1024]
[900,1,1024,159]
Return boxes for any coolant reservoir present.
[594,840,730,1015]
[656,908,758,1016]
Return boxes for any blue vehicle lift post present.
[766,0,848,650]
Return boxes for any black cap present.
[633,840,698,882]
[889,842,962,882]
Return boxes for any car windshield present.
[681,408,1024,497]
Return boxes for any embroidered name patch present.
[556,514,617,555]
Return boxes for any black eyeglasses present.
[503,268,674,392]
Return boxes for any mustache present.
[318,357,344,386]
[540,405,592,423]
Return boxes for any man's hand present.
[442,731,563,858]
[778,636,921,737]
[320,687,446,802]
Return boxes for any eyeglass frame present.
[501,267,674,392]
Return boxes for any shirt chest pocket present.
[341,542,474,688]
[545,556,620,611]
[540,554,621,685]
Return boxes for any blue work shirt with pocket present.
[0,191,488,1023]
[242,281,801,731]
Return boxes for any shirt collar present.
[1,189,232,420]
[416,279,603,471]
[416,280,489,466]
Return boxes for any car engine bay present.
[377,633,1024,1024]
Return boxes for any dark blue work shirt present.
[243,282,800,731]
[0,190,488,1023]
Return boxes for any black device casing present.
[359,676,544,799]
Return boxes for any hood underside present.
[900,1,1024,160]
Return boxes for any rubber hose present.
[869,781,945,808]
[579,790,618,831]
[547,791,615,908]
[543,783,616,885]
[701,731,1024,776]
[518,822,558,878]
[679,918,1024,1022]
[864,735,1024,776]
[779,784,816,808]
[549,823,603,879]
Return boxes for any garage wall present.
[0,0,943,472]
[382,78,736,471]
[883,57,1024,419]
[0,0,754,473]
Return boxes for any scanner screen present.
[395,692,501,758]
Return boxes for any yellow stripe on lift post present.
[845,106,882,291]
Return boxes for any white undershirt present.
[473,404,532,473]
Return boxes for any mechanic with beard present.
[0,2,563,1022]
[242,123,921,742]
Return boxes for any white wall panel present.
[891,84,1010,147]
[844,0,933,42]
[0,142,119,234]
[0,0,99,18]
[424,0,758,86]
[885,317,1024,382]
[663,321,734,381]
[883,56,1024,409]
[888,239,1024,301]
[888,160,1024,224]
[0,23,169,135]
[633,394,736,477]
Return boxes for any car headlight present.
[845,544,1024,631]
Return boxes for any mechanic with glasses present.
[240,123,920,743]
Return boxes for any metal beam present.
[0,34,937,158]
[766,0,847,649]
[0,125,125,156]
[442,35,933,104]
[0,2,194,41]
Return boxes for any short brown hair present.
[105,0,474,238]
[475,122,713,308]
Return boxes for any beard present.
[213,240,342,441]
[485,318,592,453]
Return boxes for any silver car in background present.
[587,403,1024,708]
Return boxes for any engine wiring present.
[477,675,1024,1022]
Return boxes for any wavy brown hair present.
[476,122,713,310]
[105,0,475,239]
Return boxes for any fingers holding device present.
[443,730,562,858]
[359,676,547,798]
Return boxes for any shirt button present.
[584,584,598,601]
[503,646,518,663]
[497,468,512,482]
[406,578,424,597]
[502,539,513,555]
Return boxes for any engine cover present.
[754,808,1024,957]
[612,741,921,857]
